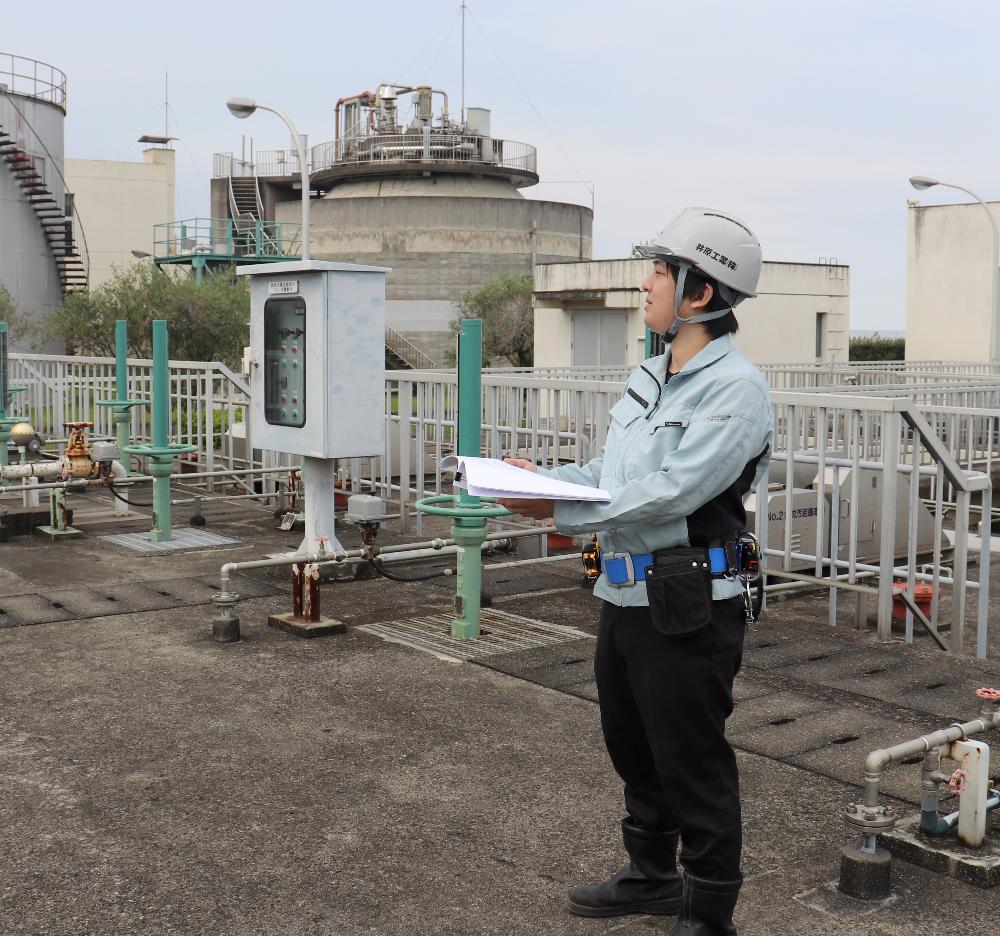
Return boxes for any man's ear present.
[692,282,714,311]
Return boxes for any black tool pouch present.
[644,547,713,637]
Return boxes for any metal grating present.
[357,608,592,662]
[100,528,240,553]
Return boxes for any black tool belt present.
[645,536,763,636]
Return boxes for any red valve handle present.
[948,768,968,795]
[976,687,1000,701]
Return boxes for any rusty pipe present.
[0,459,67,480]
[334,90,375,142]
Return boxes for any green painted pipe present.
[151,319,168,449]
[457,319,482,508]
[452,319,486,639]
[149,319,173,542]
[115,320,128,400]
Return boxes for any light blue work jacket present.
[538,335,774,606]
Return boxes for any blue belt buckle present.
[604,552,654,586]
[604,552,635,586]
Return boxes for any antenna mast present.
[164,70,169,138]
[460,1,466,123]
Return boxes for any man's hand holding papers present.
[439,455,611,521]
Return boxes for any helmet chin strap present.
[662,260,736,342]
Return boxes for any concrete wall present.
[533,257,850,368]
[272,187,592,363]
[0,91,65,349]
[65,148,175,287]
[906,202,997,361]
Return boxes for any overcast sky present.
[7,0,1000,331]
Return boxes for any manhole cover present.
[358,608,591,662]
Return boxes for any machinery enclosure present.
[242,260,389,459]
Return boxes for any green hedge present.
[849,335,905,361]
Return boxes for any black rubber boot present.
[669,873,741,935]
[567,820,682,917]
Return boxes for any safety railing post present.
[876,411,901,640]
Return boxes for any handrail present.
[152,218,301,262]
[212,133,538,180]
[0,89,89,288]
[0,53,67,111]
[385,325,438,369]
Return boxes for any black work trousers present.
[594,596,746,881]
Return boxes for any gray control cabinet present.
[241,261,388,459]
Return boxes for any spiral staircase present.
[0,124,88,295]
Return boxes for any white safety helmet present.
[635,207,762,339]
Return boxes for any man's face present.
[641,260,676,336]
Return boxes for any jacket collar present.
[652,334,734,382]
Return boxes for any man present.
[499,208,773,935]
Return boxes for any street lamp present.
[226,97,310,261]
[909,175,999,361]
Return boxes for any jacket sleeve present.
[535,456,604,489]
[552,378,771,534]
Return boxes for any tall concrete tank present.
[0,53,88,349]
[211,84,592,364]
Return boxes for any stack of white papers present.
[440,455,611,502]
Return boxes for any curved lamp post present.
[910,175,999,362]
[226,97,310,261]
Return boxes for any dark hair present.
[669,262,739,338]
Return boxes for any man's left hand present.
[497,498,556,520]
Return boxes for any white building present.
[906,201,999,362]
[533,258,849,368]
[65,140,175,288]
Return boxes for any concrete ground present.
[2,489,1000,935]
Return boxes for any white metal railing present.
[213,134,537,180]
[6,355,991,657]
[8,354,250,485]
[215,150,306,179]
[761,361,1000,390]
[310,133,537,176]
[0,53,67,110]
[761,393,990,658]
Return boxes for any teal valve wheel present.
[416,494,509,640]
[122,441,199,542]
[121,442,198,460]
[95,398,147,417]
[415,494,510,519]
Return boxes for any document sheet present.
[440,455,612,502]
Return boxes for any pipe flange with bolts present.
[844,801,897,833]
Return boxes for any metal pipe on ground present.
[211,525,572,642]
[839,693,1000,900]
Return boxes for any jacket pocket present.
[609,395,646,430]
[644,548,713,637]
